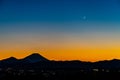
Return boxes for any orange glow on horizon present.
[1,47,120,62]
[1,32,120,62]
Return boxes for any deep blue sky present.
[1,0,120,61]
[0,0,120,34]
[0,0,120,23]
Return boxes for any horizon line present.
[1,53,120,63]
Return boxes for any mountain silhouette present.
[1,53,120,70]
[94,59,120,69]
[0,54,120,80]
[0,57,18,64]
[21,53,49,63]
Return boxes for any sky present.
[1,0,120,61]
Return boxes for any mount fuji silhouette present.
[22,53,49,63]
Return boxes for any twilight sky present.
[1,0,120,61]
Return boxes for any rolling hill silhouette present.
[0,53,120,70]
[0,53,120,80]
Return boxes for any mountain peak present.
[22,53,49,63]
[0,56,18,64]
[8,57,17,60]
[3,57,17,61]
[29,53,42,57]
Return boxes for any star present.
[83,16,87,20]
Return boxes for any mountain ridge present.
[1,53,120,63]
[1,53,120,70]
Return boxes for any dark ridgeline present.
[0,53,120,80]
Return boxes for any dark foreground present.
[1,54,120,80]
[0,68,120,80]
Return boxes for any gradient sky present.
[1,0,120,61]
